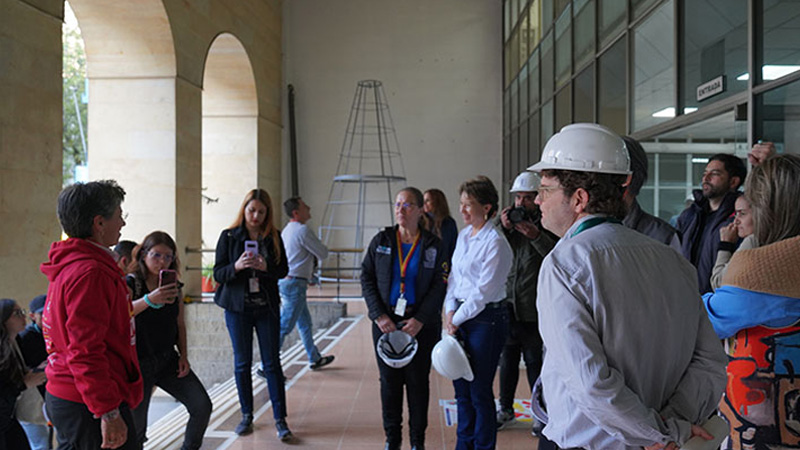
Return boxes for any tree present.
[62,7,87,186]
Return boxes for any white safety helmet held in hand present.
[431,333,474,381]
[377,330,418,369]
[510,171,541,193]
[528,123,631,175]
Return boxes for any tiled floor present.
[221,300,540,450]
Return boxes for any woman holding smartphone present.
[444,176,513,450]
[214,188,292,441]
[1,298,46,450]
[127,231,211,450]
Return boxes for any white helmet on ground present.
[431,333,474,381]
[510,171,541,193]
[528,123,630,175]
[376,330,418,369]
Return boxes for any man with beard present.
[676,154,746,294]
[529,124,726,450]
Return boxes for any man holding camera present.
[495,171,557,434]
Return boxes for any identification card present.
[394,295,407,317]
[249,277,260,293]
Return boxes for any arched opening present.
[67,0,178,240]
[201,33,259,276]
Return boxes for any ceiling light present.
[736,65,800,81]
[652,107,675,118]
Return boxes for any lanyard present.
[570,216,621,238]
[396,230,421,295]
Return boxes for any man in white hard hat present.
[528,123,727,450]
[494,171,556,435]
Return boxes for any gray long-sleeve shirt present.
[537,215,727,450]
[282,221,329,280]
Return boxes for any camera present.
[507,206,541,224]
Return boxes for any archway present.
[68,0,178,240]
[201,33,259,272]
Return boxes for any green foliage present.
[62,16,87,187]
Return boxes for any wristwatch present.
[101,408,120,422]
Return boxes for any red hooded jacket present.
[40,238,142,416]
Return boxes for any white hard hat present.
[431,333,474,381]
[376,330,418,369]
[510,171,541,193]
[528,123,630,175]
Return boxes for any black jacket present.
[361,226,447,326]
[213,225,288,313]
[676,190,739,294]
[623,199,681,247]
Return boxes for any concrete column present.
[0,0,63,304]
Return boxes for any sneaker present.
[496,408,515,430]
[276,419,293,441]
[310,355,335,370]
[235,414,253,435]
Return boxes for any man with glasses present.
[676,153,746,294]
[40,180,142,450]
[528,124,726,450]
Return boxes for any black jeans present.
[132,350,212,450]
[497,308,543,412]
[46,392,137,450]
[372,320,440,447]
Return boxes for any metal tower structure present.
[318,80,407,280]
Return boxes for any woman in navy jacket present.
[361,187,447,450]
[214,188,292,441]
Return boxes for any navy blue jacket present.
[676,190,739,294]
[213,225,288,313]
[361,226,447,326]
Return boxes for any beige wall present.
[0,0,281,302]
[0,0,64,304]
[282,0,502,242]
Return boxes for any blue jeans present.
[453,306,509,450]
[132,350,212,450]
[19,421,50,450]
[279,278,322,364]
[225,305,287,420]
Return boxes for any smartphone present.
[244,240,258,257]
[159,269,177,288]
[32,366,45,373]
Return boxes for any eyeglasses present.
[12,308,27,318]
[122,212,129,221]
[536,185,563,200]
[147,251,174,263]
[394,202,418,210]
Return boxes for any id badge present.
[394,295,407,317]
[249,277,260,293]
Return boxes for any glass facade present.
[632,0,674,131]
[598,38,626,135]
[682,0,747,111]
[503,0,800,217]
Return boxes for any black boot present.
[276,419,293,441]
[235,413,253,435]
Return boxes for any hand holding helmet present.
[376,329,418,369]
[431,333,473,381]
